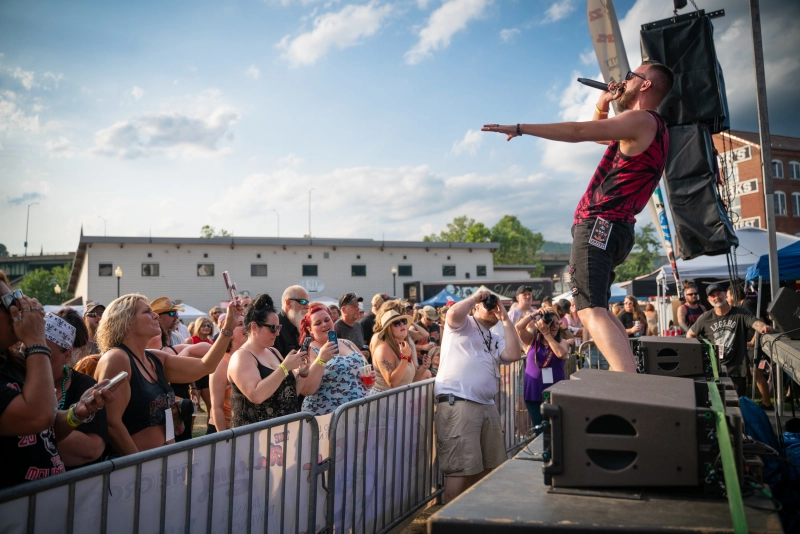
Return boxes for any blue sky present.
[2,0,799,255]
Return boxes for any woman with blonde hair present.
[371,310,431,394]
[95,294,241,455]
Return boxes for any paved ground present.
[399,504,443,534]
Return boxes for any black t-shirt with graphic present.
[689,306,757,378]
[0,366,65,489]
[63,370,108,469]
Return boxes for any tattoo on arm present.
[379,360,395,372]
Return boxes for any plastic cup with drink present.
[359,364,376,388]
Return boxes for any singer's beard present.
[618,88,635,111]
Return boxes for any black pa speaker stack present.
[640,10,738,260]
[540,370,743,496]
[767,286,800,339]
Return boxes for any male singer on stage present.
[482,61,674,372]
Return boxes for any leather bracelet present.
[219,328,233,337]
[595,106,608,115]
[279,363,289,377]
[516,123,521,136]
[315,357,326,367]
[24,344,51,359]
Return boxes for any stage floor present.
[428,436,783,534]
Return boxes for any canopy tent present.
[176,304,208,322]
[309,295,339,307]
[656,226,800,281]
[419,289,462,307]
[746,240,800,281]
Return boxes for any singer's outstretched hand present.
[481,124,519,141]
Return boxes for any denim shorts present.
[569,219,635,311]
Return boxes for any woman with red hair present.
[297,306,369,415]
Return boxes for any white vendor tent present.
[554,282,627,304]
[176,304,208,322]
[658,226,800,280]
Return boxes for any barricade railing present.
[576,339,642,370]
[1,362,540,534]
[325,379,440,534]
[0,412,322,534]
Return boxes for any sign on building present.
[734,178,759,197]
[734,216,761,230]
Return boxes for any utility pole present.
[24,202,39,274]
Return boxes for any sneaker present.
[758,402,774,411]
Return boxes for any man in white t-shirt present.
[507,285,535,325]
[434,289,521,503]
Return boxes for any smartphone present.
[81,371,128,403]
[328,330,339,344]
[222,271,238,303]
[301,336,312,352]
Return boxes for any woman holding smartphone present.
[95,295,241,455]
[0,282,112,488]
[227,294,307,427]
[207,312,245,433]
[297,306,369,415]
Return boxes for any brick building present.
[714,130,800,235]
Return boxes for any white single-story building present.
[67,231,519,314]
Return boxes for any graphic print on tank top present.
[574,110,669,224]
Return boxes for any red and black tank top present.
[574,110,669,224]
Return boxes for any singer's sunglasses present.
[1,289,24,312]
[258,323,282,334]
[159,310,178,317]
[625,70,647,82]
[289,298,310,306]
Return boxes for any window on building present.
[197,264,215,277]
[775,191,787,216]
[352,265,367,277]
[442,265,456,277]
[251,264,268,277]
[303,264,318,276]
[398,265,412,277]
[793,193,800,217]
[142,263,160,277]
[773,160,784,179]
[476,265,487,276]
[790,161,800,180]
[99,264,112,276]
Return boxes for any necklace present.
[473,317,497,354]
[58,365,70,410]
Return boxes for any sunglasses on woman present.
[1,289,24,311]
[391,319,408,327]
[259,323,282,334]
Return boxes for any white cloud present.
[91,107,240,159]
[245,65,261,79]
[579,48,596,66]
[0,95,41,133]
[279,153,304,166]
[127,86,145,101]
[404,0,489,65]
[542,0,575,24]
[40,72,63,90]
[499,28,520,43]
[451,129,482,156]
[10,67,36,90]
[416,0,431,8]
[45,136,75,158]
[278,1,392,67]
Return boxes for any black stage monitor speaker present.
[767,287,800,340]
[662,123,738,260]
[633,336,712,378]
[541,370,742,492]
[640,11,729,132]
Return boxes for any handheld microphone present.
[577,78,610,91]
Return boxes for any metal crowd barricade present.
[0,412,322,534]
[497,356,535,454]
[325,379,440,534]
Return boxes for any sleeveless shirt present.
[574,110,669,224]
[230,349,299,427]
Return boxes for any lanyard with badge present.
[473,317,499,354]
[589,217,613,250]
[533,332,556,384]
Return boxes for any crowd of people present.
[0,266,781,499]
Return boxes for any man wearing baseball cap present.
[150,297,185,346]
[76,301,105,360]
[508,285,535,325]
[687,283,772,398]
[335,293,365,349]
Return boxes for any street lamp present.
[272,209,280,238]
[115,266,122,298]
[391,266,398,297]
[54,283,61,302]
[23,202,39,271]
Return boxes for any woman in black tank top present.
[227,294,309,427]
[95,295,242,455]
